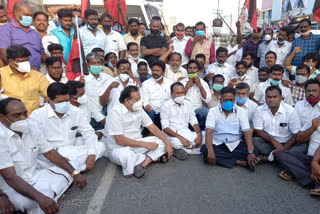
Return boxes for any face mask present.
[54,101,70,114]
[188,72,198,79]
[217,62,225,67]
[277,39,285,45]
[270,78,281,86]
[306,97,320,106]
[77,94,88,104]
[153,75,163,82]
[19,16,32,27]
[300,28,311,37]
[5,116,28,133]
[103,25,112,30]
[212,27,222,35]
[108,61,114,68]
[295,33,300,39]
[222,101,234,111]
[175,32,184,38]
[264,34,272,41]
[132,100,142,111]
[236,96,247,105]
[90,65,102,75]
[309,66,313,71]
[213,84,223,92]
[196,30,205,36]
[129,54,139,61]
[295,75,308,84]
[174,95,185,104]
[113,25,122,32]
[72,17,82,26]
[198,62,205,69]
[236,73,246,80]
[169,64,181,73]
[13,61,31,73]
[87,24,98,30]
[119,73,129,82]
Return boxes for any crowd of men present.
[1,2,320,213]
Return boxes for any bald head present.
[13,1,31,11]
[13,1,32,27]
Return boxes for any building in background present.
[259,0,273,28]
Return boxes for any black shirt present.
[140,34,168,65]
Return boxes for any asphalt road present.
[59,156,320,214]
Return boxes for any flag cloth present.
[7,0,23,20]
[313,0,320,24]
[104,0,127,25]
[244,0,257,32]
[65,28,88,80]
[81,0,90,20]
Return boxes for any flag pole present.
[75,15,84,76]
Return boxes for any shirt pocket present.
[278,122,289,135]
[68,129,77,141]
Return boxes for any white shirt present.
[253,79,294,106]
[237,99,258,127]
[128,57,150,78]
[266,40,292,66]
[78,98,105,123]
[160,98,198,132]
[42,33,60,55]
[106,104,153,151]
[229,75,258,91]
[142,77,172,113]
[172,36,190,65]
[207,62,235,86]
[45,73,68,84]
[79,26,110,57]
[234,48,243,63]
[246,66,259,81]
[164,64,188,82]
[301,111,320,156]
[76,72,113,121]
[253,103,301,143]
[206,105,250,151]
[0,121,52,191]
[295,99,320,126]
[29,104,98,155]
[105,30,127,58]
[180,77,212,110]
[99,76,138,113]
[226,44,239,67]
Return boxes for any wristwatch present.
[0,193,8,198]
[248,150,254,154]
[72,170,80,177]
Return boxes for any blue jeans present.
[147,110,162,129]
[195,107,209,131]
[90,118,104,131]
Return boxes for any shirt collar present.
[11,20,32,31]
[0,122,16,138]
[120,104,130,114]
[218,103,237,113]
[57,25,74,35]
[263,102,284,113]
[303,99,320,108]
[7,66,30,78]
[87,72,102,81]
[173,36,189,41]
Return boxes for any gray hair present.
[86,52,101,63]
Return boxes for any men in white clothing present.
[127,42,150,78]
[253,86,307,160]
[172,23,190,66]
[295,79,320,126]
[161,82,203,160]
[30,83,105,172]
[253,64,294,106]
[228,61,257,89]
[164,52,188,82]
[45,57,68,83]
[0,98,87,214]
[142,60,172,129]
[242,52,259,81]
[206,47,235,86]
[234,37,247,63]
[105,86,173,178]
[100,59,139,113]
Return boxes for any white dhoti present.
[37,142,106,172]
[107,136,166,177]
[5,166,72,214]
[168,129,203,154]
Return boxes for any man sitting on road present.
[201,87,259,170]
[161,82,203,160]
[105,86,173,178]
[29,83,105,172]
[0,97,87,214]
[207,74,224,108]
[137,61,151,83]
[228,61,257,89]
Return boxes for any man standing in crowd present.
[242,27,262,68]
[123,18,143,50]
[0,5,7,26]
[265,51,277,68]
[257,28,273,68]
[172,23,190,66]
[139,22,147,36]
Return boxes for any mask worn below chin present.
[175,32,184,38]
[13,61,31,73]
[90,65,102,75]
[236,96,247,105]
[295,75,308,84]
[217,62,225,67]
[108,61,114,69]
[174,95,185,104]
[132,100,142,111]
[19,16,32,27]
[153,75,163,82]
[5,116,29,133]
[72,17,82,26]
[270,78,281,86]
[222,101,234,111]
[77,94,88,104]
[277,39,285,45]
[236,73,247,80]
[264,34,272,41]
[213,84,223,92]
[87,24,98,30]
[300,28,311,37]
[306,97,320,106]
[295,33,301,39]
[170,64,181,73]
[119,73,130,82]
[54,101,70,114]
[198,62,205,69]
[129,54,139,61]
[212,27,222,35]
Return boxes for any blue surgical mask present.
[108,62,114,68]
[54,101,70,114]
[277,39,285,45]
[213,84,223,92]
[90,65,102,75]
[236,96,247,105]
[196,30,205,36]
[222,101,234,111]
[87,25,98,30]
[19,16,32,27]
[217,62,225,67]
[270,78,281,86]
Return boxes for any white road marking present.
[86,163,117,214]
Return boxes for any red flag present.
[81,0,90,20]
[104,0,127,25]
[244,0,257,32]
[66,29,88,80]
[313,0,320,24]
[7,0,23,20]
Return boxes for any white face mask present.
[132,100,142,112]
[264,34,272,41]
[13,61,31,73]
[129,54,139,61]
[77,94,88,104]
[119,73,130,82]
[236,73,246,80]
[5,116,29,133]
[170,64,182,73]
[153,75,163,82]
[212,27,222,35]
[174,95,185,104]
[295,75,308,84]
[295,33,300,39]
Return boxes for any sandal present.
[156,152,168,163]
[173,149,188,160]
[279,170,293,181]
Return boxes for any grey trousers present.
[276,150,313,187]
[253,137,308,156]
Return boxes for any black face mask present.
[198,62,205,69]
[103,25,112,30]
[151,29,160,35]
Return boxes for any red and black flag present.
[104,0,127,25]
[7,0,23,20]
[81,0,90,20]
[244,0,257,32]
[65,28,88,80]
[313,0,320,24]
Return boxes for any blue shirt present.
[289,33,320,67]
[50,26,75,62]
[138,74,151,83]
